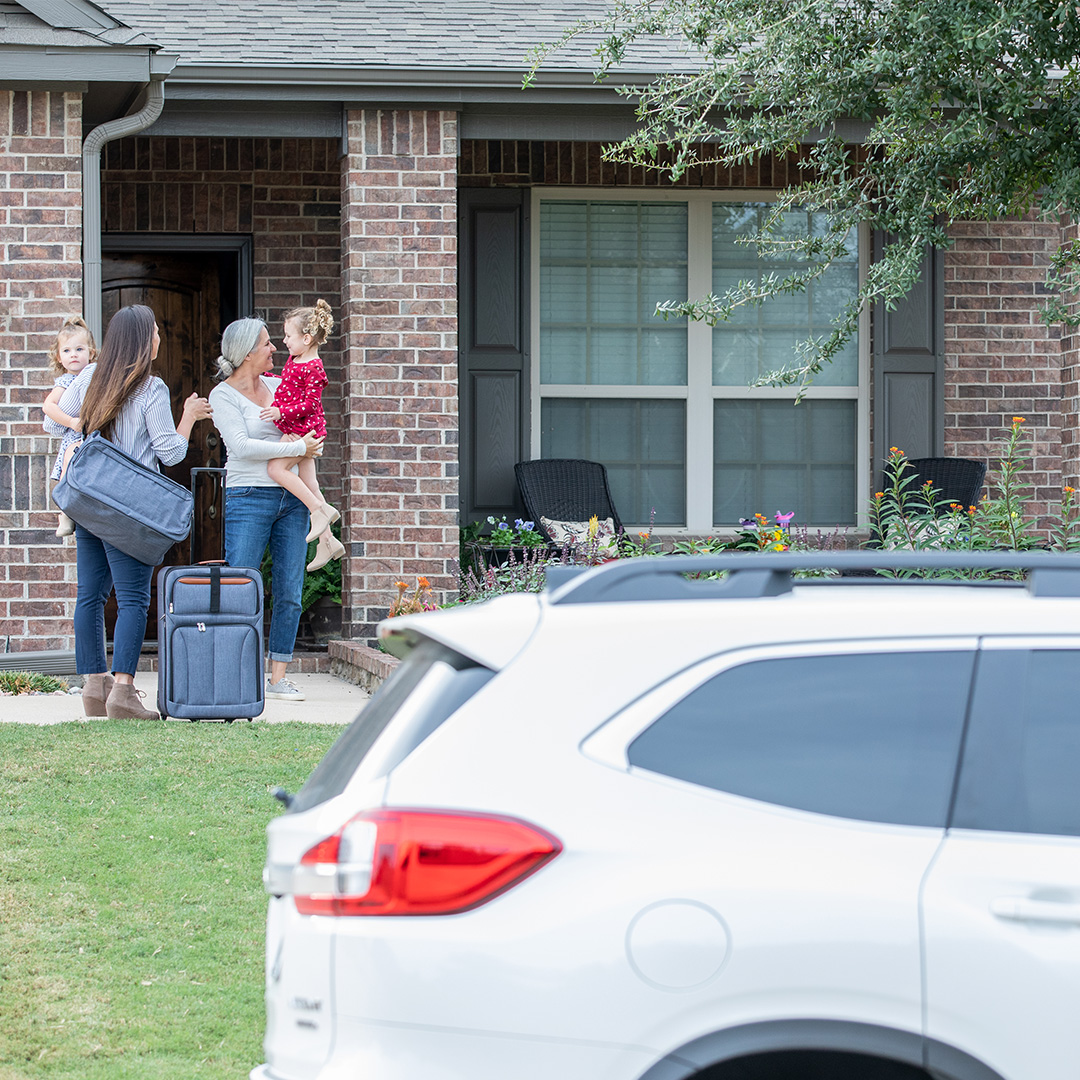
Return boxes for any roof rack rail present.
[545,552,1080,605]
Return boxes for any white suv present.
[252,552,1080,1080]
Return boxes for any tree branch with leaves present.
[525,0,1080,392]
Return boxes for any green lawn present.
[0,720,342,1080]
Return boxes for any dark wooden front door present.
[101,251,229,639]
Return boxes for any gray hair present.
[215,318,267,378]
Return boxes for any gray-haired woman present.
[208,318,323,701]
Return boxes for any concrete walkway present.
[0,671,367,726]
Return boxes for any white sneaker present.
[266,677,305,701]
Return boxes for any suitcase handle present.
[190,468,228,564]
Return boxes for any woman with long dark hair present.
[57,304,213,719]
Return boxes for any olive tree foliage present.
[525,0,1080,391]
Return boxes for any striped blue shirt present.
[53,363,189,470]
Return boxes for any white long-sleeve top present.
[52,363,189,470]
[208,377,306,487]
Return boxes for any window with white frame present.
[532,190,868,530]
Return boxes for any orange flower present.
[418,576,431,590]
[874,491,884,499]
[889,446,902,454]
[394,580,407,590]
[1065,487,1076,494]
[1012,416,1026,425]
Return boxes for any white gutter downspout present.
[82,57,176,342]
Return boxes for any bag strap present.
[209,564,221,614]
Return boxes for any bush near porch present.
[429,418,1078,607]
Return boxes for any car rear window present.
[627,650,975,827]
[288,640,493,814]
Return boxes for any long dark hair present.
[79,305,157,439]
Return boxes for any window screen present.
[953,650,1080,837]
[628,650,974,827]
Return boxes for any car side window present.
[627,650,975,827]
[952,649,1080,837]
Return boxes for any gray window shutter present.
[872,236,945,487]
[458,188,530,527]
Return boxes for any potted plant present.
[465,515,553,570]
[301,525,343,643]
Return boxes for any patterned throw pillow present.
[540,516,619,554]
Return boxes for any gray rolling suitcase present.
[156,561,265,721]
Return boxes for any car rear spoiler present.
[378,593,544,669]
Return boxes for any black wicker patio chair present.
[906,457,987,510]
[514,458,625,538]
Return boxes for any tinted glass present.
[953,650,1080,837]
[289,642,492,814]
[628,651,974,827]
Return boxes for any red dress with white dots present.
[272,356,328,438]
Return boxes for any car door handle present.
[990,897,1080,925]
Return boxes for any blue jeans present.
[74,525,153,676]
[225,486,308,662]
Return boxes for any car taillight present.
[291,809,561,916]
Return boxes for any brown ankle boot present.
[105,682,160,720]
[82,674,115,717]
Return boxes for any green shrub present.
[0,670,65,694]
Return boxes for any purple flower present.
[739,517,758,528]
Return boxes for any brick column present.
[1059,220,1080,491]
[0,90,82,650]
[944,216,1064,524]
[340,110,459,643]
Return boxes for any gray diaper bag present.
[52,432,194,565]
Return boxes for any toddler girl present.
[41,315,96,537]
[260,299,344,571]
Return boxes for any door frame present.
[100,233,254,316]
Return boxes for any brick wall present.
[944,217,1066,521]
[0,90,82,651]
[1059,222,1080,492]
[101,137,344,507]
[459,138,817,188]
[341,109,458,643]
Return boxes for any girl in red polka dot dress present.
[260,299,344,571]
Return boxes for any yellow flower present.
[1012,416,1026,424]
[587,514,599,539]
[874,492,884,499]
